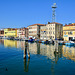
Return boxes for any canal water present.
[0,39,75,75]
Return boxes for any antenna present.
[52,3,57,22]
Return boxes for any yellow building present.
[63,23,75,41]
[4,28,17,37]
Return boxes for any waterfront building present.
[27,24,45,39]
[0,29,4,37]
[4,28,17,37]
[46,22,63,40]
[17,27,28,39]
[40,26,47,40]
[63,23,75,41]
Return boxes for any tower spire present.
[52,3,57,22]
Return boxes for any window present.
[53,27,54,30]
[68,31,72,35]
[70,32,72,35]
[5,32,7,34]
[29,27,32,29]
[53,36,54,38]
[53,32,54,34]
[64,32,66,35]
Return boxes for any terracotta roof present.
[28,24,45,27]
[50,22,62,25]
[17,27,28,30]
[63,29,75,31]
[64,24,75,27]
[5,28,17,30]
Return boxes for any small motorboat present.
[28,38,35,43]
[7,37,15,40]
[44,40,50,44]
[58,41,64,45]
[65,41,74,46]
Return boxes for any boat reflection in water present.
[0,39,75,74]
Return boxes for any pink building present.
[0,30,4,37]
[17,27,28,39]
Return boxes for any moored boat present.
[58,41,65,45]
[65,41,75,46]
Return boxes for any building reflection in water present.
[0,39,75,72]
[28,43,40,54]
[0,39,4,45]
[1,39,75,62]
[4,40,17,48]
[62,45,75,61]
[29,42,62,75]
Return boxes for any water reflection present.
[0,39,75,73]
[4,40,17,48]
[24,58,30,72]
[0,39,4,45]
[0,39,75,62]
[24,42,30,59]
[62,45,75,61]
[23,42,30,72]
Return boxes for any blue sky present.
[0,0,75,28]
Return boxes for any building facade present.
[17,27,28,39]
[40,26,47,40]
[4,28,17,37]
[46,22,63,40]
[27,24,45,39]
[63,23,75,41]
[0,29,4,37]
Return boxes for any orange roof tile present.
[50,22,62,25]
[64,24,75,27]
[28,24,45,27]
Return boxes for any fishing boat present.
[44,40,50,44]
[65,41,74,46]
[41,41,45,43]
[0,36,3,39]
[28,38,35,43]
[7,37,15,40]
[14,37,19,40]
[2,36,8,39]
[58,41,65,45]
